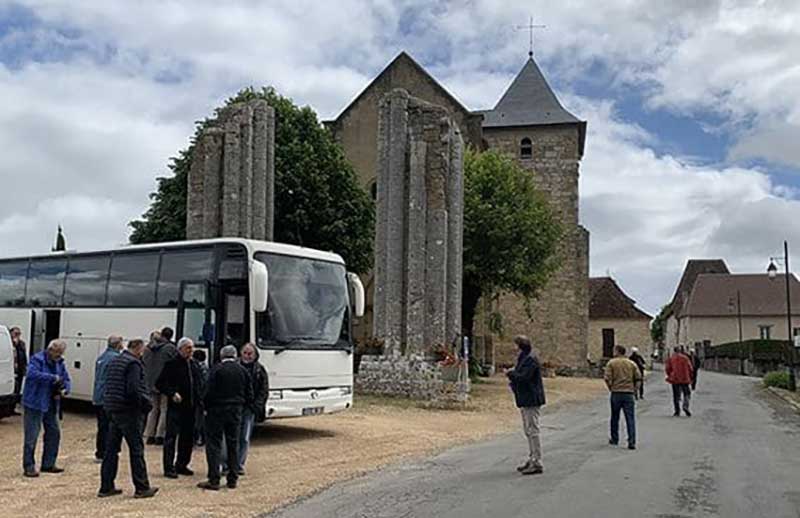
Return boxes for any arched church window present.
[370,179,378,200]
[520,137,532,159]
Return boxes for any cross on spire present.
[515,16,546,58]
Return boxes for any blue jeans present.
[23,404,60,472]
[221,409,255,470]
[609,392,636,447]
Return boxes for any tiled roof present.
[589,277,651,320]
[683,273,800,317]
[481,57,580,128]
[667,259,730,317]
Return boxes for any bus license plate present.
[302,406,324,416]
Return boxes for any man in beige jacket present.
[604,345,643,450]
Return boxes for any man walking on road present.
[666,346,694,417]
[629,347,647,400]
[92,335,123,463]
[506,335,546,475]
[198,345,253,491]
[689,349,701,391]
[99,338,158,499]
[605,345,642,450]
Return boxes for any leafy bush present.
[764,371,792,389]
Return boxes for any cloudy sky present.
[1,0,799,314]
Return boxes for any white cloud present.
[2,0,800,316]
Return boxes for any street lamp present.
[767,240,797,391]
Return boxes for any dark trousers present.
[94,405,110,460]
[691,371,699,391]
[14,375,23,395]
[672,384,691,414]
[101,411,151,493]
[194,404,206,445]
[22,405,60,472]
[610,392,636,447]
[205,406,242,485]
[163,404,195,473]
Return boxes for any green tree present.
[129,87,374,274]
[462,149,562,339]
[651,305,669,344]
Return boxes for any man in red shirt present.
[665,346,694,417]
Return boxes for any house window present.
[759,325,772,340]
[793,327,800,337]
[520,137,532,159]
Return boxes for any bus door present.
[31,309,60,355]
[176,281,216,365]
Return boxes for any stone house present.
[669,272,800,349]
[664,259,730,350]
[587,277,652,361]
[326,51,589,368]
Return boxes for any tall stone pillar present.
[373,89,464,358]
[186,99,275,240]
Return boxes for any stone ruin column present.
[186,99,275,240]
[372,89,464,358]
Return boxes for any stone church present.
[326,51,589,368]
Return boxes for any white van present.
[0,325,18,418]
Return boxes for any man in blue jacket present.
[92,335,123,463]
[506,335,546,476]
[22,339,71,478]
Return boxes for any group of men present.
[18,327,268,499]
[506,337,703,471]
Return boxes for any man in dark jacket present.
[156,337,200,478]
[629,347,647,400]
[689,349,701,390]
[143,327,177,445]
[506,335,546,475]
[223,342,268,475]
[198,345,253,491]
[192,349,209,447]
[10,326,27,398]
[99,338,158,499]
[21,340,70,478]
[92,335,123,462]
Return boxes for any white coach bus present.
[0,238,365,418]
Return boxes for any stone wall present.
[373,89,463,357]
[355,355,445,400]
[481,125,589,368]
[186,99,275,240]
[328,53,482,190]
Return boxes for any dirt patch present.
[0,375,605,518]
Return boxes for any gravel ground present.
[0,375,605,518]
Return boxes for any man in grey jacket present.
[142,327,176,445]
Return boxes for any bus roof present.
[0,237,346,266]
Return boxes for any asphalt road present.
[267,369,800,518]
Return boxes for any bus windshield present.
[254,252,349,350]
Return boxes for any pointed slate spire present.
[52,225,66,252]
[482,57,579,127]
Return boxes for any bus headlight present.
[269,390,283,400]
[340,386,352,396]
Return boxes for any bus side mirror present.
[347,272,365,318]
[251,261,269,313]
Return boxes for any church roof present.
[480,57,581,128]
[589,277,652,320]
[329,51,473,124]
